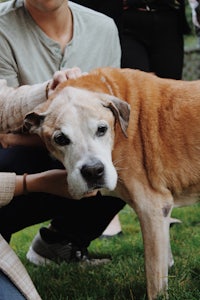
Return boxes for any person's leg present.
[0,191,125,246]
[50,193,125,247]
[121,9,151,70]
[121,32,150,70]
[0,192,70,243]
[26,193,125,265]
[149,10,184,80]
[121,9,184,80]
[0,271,26,300]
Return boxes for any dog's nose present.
[81,160,104,184]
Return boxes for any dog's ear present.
[104,96,130,137]
[23,112,46,134]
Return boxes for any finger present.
[64,67,82,79]
[50,71,67,90]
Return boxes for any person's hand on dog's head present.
[48,67,88,95]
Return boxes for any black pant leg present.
[121,9,184,79]
[0,193,68,242]
[150,10,184,80]
[51,194,126,247]
[0,192,125,246]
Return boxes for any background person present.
[121,0,190,79]
[72,0,190,80]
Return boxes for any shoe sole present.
[26,246,53,266]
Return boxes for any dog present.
[23,67,200,300]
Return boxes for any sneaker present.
[26,227,111,266]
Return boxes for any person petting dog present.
[0,0,125,266]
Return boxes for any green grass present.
[10,204,200,300]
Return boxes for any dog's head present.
[24,86,130,199]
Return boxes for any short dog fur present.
[24,67,200,300]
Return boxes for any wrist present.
[25,173,39,193]
[15,173,46,196]
[23,173,28,194]
[25,172,46,194]
[15,175,24,196]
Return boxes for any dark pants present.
[0,146,125,247]
[0,271,26,300]
[121,8,184,80]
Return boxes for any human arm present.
[0,168,97,208]
[0,133,44,148]
[0,169,70,208]
[0,79,48,132]
[0,67,82,134]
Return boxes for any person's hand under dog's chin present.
[82,189,98,198]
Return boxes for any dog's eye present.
[53,132,71,146]
[96,125,107,137]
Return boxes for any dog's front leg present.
[132,187,173,300]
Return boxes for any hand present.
[0,133,9,148]
[30,169,98,198]
[29,169,71,198]
[49,67,88,95]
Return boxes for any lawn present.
[11,203,200,300]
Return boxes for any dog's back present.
[57,67,200,204]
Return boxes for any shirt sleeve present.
[0,80,48,132]
[0,173,16,207]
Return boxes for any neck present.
[25,2,73,52]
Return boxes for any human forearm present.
[0,133,44,148]
[0,80,48,132]
[0,170,71,208]
[14,169,97,199]
[0,67,83,133]
[15,170,71,198]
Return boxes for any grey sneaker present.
[26,227,111,266]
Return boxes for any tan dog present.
[24,67,200,300]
